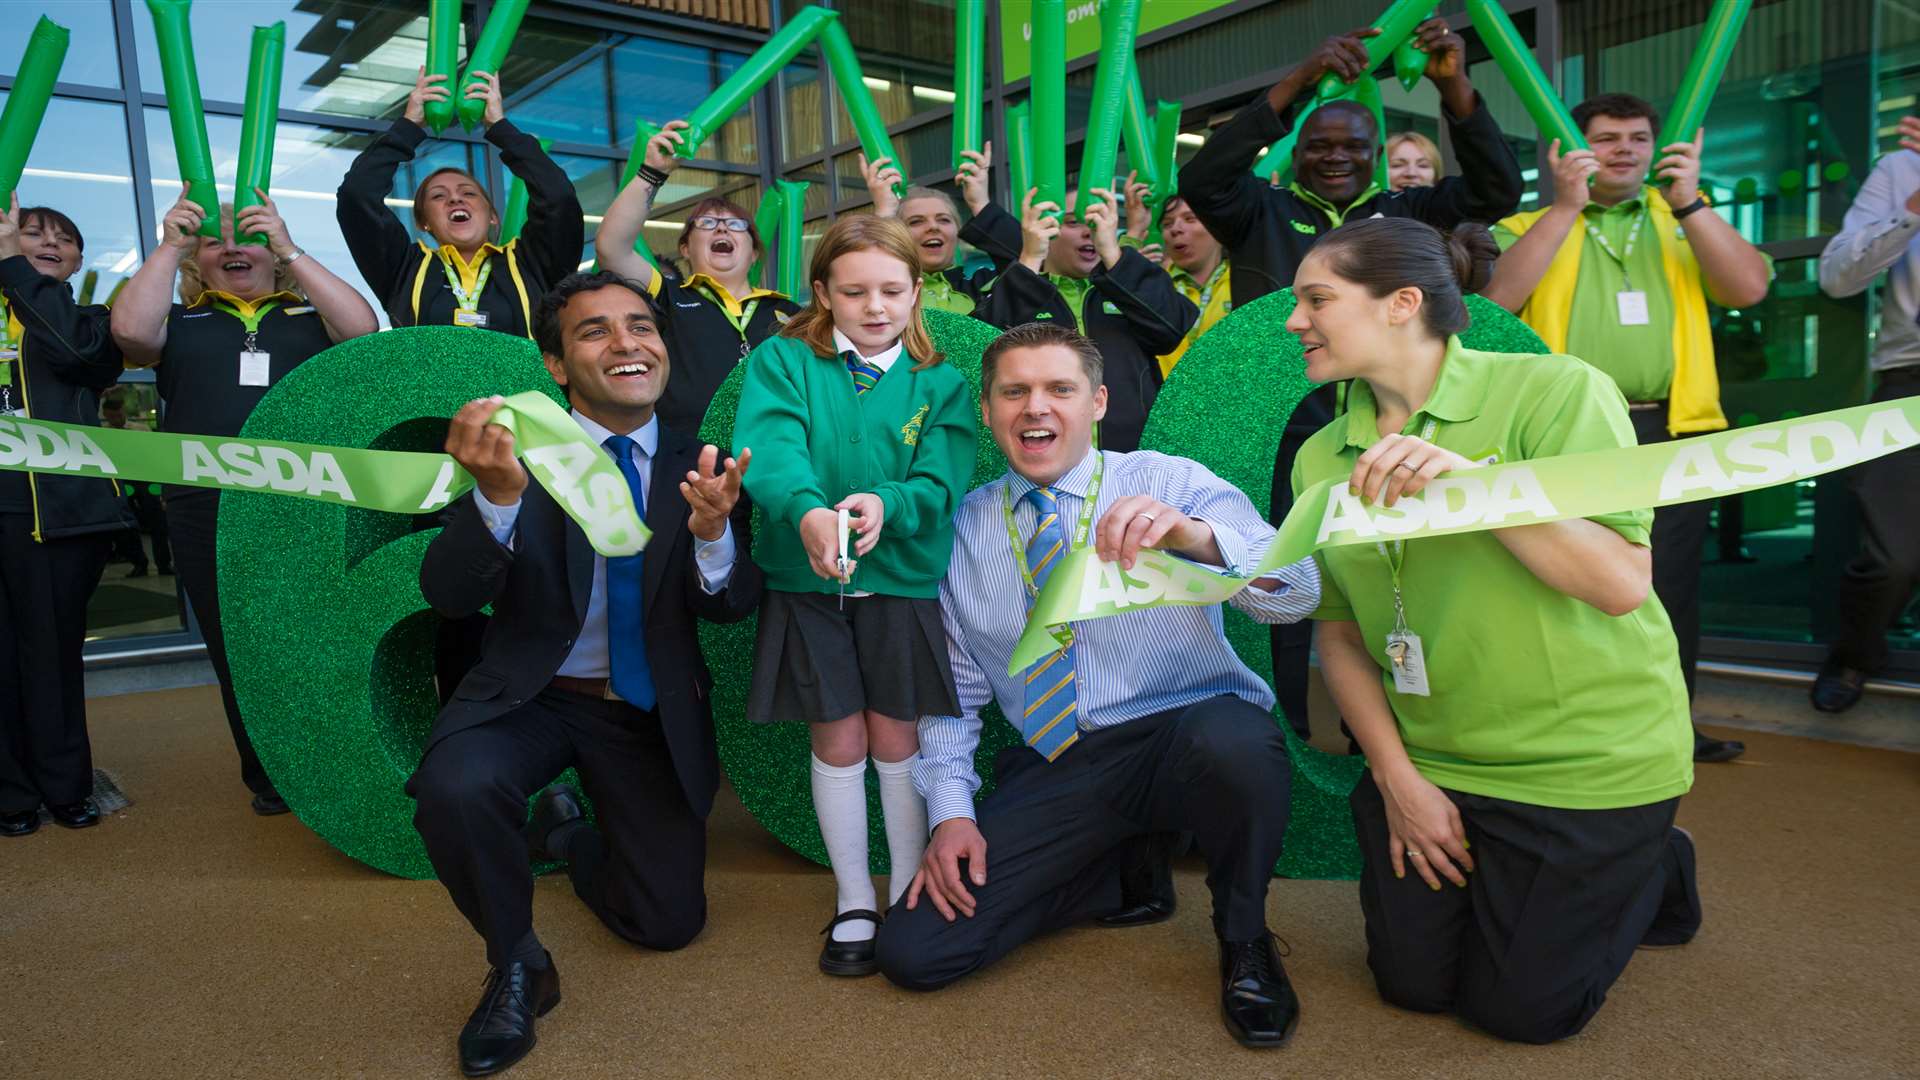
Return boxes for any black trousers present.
[1831,366,1920,671]
[1351,771,1698,1044]
[875,695,1291,990]
[167,494,273,796]
[1268,386,1339,738]
[408,688,707,968]
[1631,409,1712,699]
[0,515,109,813]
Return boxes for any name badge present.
[454,308,490,328]
[0,347,17,362]
[1385,630,1431,697]
[1616,290,1650,326]
[239,350,272,387]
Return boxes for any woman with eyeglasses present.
[336,68,584,340]
[597,120,800,436]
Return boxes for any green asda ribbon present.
[0,391,650,557]
[1008,397,1920,672]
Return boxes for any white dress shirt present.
[832,326,903,371]
[1820,149,1920,373]
[472,410,736,679]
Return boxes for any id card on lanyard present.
[442,252,494,327]
[212,299,283,387]
[1375,418,1438,696]
[709,291,761,357]
[0,303,20,416]
[1002,453,1106,634]
[1583,206,1651,327]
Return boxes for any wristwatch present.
[1672,197,1709,220]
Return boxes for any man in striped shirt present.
[873,323,1321,1049]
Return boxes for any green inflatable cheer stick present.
[613,119,662,269]
[774,179,809,299]
[951,0,987,171]
[1150,98,1183,206]
[1346,74,1391,191]
[1074,0,1144,220]
[679,5,835,159]
[1253,129,1298,183]
[0,16,69,213]
[455,0,530,131]
[1006,100,1033,211]
[748,185,786,289]
[146,0,222,237]
[1120,58,1161,193]
[820,20,904,201]
[422,0,461,136]
[1030,0,1068,218]
[1656,0,1752,174]
[1393,33,1428,91]
[497,137,550,243]
[233,22,284,247]
[1465,0,1586,153]
[1318,0,1432,101]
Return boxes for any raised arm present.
[1480,140,1595,312]
[337,68,443,300]
[111,191,202,366]
[1656,131,1771,308]
[596,121,685,291]
[1084,189,1196,355]
[238,191,377,343]
[1820,124,1920,298]
[473,73,585,287]
[0,200,121,389]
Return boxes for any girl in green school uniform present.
[1286,218,1701,1045]
[733,215,977,978]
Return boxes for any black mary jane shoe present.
[47,799,99,829]
[1219,932,1302,1049]
[0,808,40,837]
[458,955,561,1077]
[819,910,884,977]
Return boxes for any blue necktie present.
[602,434,656,710]
[845,351,886,395]
[1020,486,1079,761]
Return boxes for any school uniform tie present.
[844,351,886,396]
[1020,485,1080,761]
[602,434,656,710]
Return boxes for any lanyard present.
[0,301,18,413]
[1184,261,1227,311]
[1002,452,1105,602]
[1582,204,1649,290]
[1373,417,1439,633]
[697,284,761,356]
[212,298,282,354]
[440,251,493,311]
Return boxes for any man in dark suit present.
[408,270,760,1077]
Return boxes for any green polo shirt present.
[1290,339,1693,810]
[1493,196,1679,402]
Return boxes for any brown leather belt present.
[549,675,623,701]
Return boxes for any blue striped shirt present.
[915,449,1321,826]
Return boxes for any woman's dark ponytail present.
[1447,223,1499,295]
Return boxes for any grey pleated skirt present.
[747,589,959,725]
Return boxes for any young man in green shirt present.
[1483,93,1773,764]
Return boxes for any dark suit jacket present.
[416,422,761,818]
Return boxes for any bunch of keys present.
[836,507,856,608]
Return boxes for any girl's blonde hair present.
[1385,131,1444,179]
[781,214,942,369]
[176,203,301,305]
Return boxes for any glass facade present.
[1,0,1910,674]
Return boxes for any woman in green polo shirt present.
[1285,218,1700,1045]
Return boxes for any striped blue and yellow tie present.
[845,352,886,396]
[1020,485,1079,761]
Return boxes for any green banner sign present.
[1010,397,1920,672]
[0,390,649,557]
[999,0,1231,83]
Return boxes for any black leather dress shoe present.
[459,956,561,1077]
[819,910,883,976]
[0,808,39,837]
[251,791,290,816]
[1811,663,1869,714]
[524,784,586,862]
[47,799,99,829]
[1095,834,1177,928]
[1692,733,1745,764]
[1218,932,1301,1048]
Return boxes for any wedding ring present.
[1136,512,1157,521]
[1407,849,1425,858]
[1394,462,1416,472]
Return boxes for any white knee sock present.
[811,754,877,942]
[872,754,928,907]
